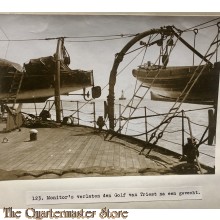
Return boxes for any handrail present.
[20,100,214,161]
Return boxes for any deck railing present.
[114,102,215,166]
[20,99,215,166]
[22,99,97,129]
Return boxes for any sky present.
[0,14,220,99]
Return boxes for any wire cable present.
[66,35,135,43]
[0,26,10,58]
[183,17,220,32]
[0,34,136,42]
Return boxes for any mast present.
[54,37,64,123]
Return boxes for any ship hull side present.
[132,62,220,105]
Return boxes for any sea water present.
[22,99,215,167]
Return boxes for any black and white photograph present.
[0,14,219,181]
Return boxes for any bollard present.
[29,129,38,141]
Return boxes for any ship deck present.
[0,125,213,180]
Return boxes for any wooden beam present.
[54,38,64,123]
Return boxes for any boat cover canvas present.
[0,58,23,73]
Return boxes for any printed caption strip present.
[26,186,202,205]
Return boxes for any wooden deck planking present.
[77,134,99,169]
[43,142,69,170]
[113,142,120,169]
[55,135,82,170]
[1,129,53,170]
[106,140,115,168]
[112,139,141,170]
[43,129,76,170]
[62,135,88,170]
[0,131,27,161]
[125,145,134,169]
[63,136,91,170]
[16,141,55,170]
[0,125,190,179]
[24,129,69,170]
[0,137,35,168]
[84,135,103,168]
[28,128,70,171]
[137,154,148,169]
[71,136,93,169]
[99,140,111,168]
[93,137,107,167]
[119,145,127,169]
[25,138,57,171]
[129,148,141,169]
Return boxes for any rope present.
[184,130,211,148]
[163,129,183,134]
[184,130,199,141]
[124,33,159,56]
[160,138,182,146]
[184,106,214,113]
[183,109,208,128]
[122,119,183,137]
[0,26,10,59]
[127,121,146,125]
[183,17,220,32]
[77,118,94,123]
[120,105,213,117]
[126,127,145,134]
[118,35,178,132]
[114,34,166,130]
[66,35,135,43]
[117,48,147,77]
[129,132,147,137]
[61,100,93,104]
[29,99,209,135]
[125,45,146,55]
[70,46,148,117]
[148,30,220,148]
[0,33,137,42]
[0,37,58,42]
[64,34,137,39]
[193,29,198,65]
[4,41,10,59]
[69,34,159,118]
[188,120,207,128]
[199,151,215,158]
[196,23,219,31]
[124,43,149,134]
[67,109,94,114]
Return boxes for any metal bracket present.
[83,88,92,101]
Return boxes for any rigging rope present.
[124,37,151,134]
[116,33,182,134]
[183,17,220,32]
[193,29,198,65]
[69,33,161,118]
[0,34,136,42]
[196,23,219,31]
[145,30,220,153]
[69,46,147,117]
[66,35,135,43]
[0,17,220,43]
[160,138,182,146]
[0,26,10,58]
